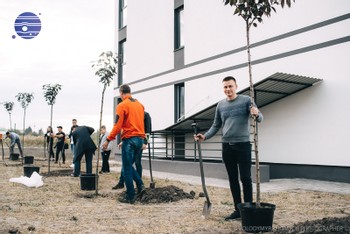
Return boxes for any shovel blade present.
[202,201,212,219]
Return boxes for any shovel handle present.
[148,142,154,183]
[191,122,211,206]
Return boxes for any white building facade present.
[114,0,350,182]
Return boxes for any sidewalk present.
[150,170,350,194]
[111,163,350,195]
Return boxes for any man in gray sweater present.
[5,131,23,157]
[194,76,263,221]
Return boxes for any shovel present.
[192,122,212,218]
[148,142,155,188]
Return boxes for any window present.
[118,40,126,85]
[174,83,185,122]
[174,6,184,50]
[119,0,127,29]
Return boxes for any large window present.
[174,6,184,50]
[175,83,185,122]
[118,40,126,85]
[119,0,127,29]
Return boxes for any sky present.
[0,0,116,134]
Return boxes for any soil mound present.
[120,185,196,204]
[274,215,350,233]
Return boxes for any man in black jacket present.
[71,125,97,177]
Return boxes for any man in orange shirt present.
[102,84,146,204]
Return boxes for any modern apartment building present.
[114,0,350,182]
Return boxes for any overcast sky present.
[0,0,116,134]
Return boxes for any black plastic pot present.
[10,153,19,161]
[238,202,276,233]
[24,156,34,164]
[23,166,40,177]
[80,174,96,190]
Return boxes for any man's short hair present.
[119,84,131,94]
[5,131,9,135]
[222,76,237,83]
[72,119,77,122]
[100,125,106,130]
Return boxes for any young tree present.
[25,126,33,135]
[42,84,62,173]
[3,102,15,130]
[15,92,34,158]
[91,51,118,195]
[223,0,293,205]
[42,84,62,128]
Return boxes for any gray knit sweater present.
[204,95,263,143]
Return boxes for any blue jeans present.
[70,144,75,157]
[118,149,142,184]
[222,142,253,211]
[10,138,23,157]
[121,137,144,200]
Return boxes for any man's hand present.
[194,133,205,142]
[250,106,259,117]
[102,141,109,150]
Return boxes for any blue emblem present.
[14,12,41,39]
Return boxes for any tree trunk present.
[48,104,54,175]
[22,108,26,164]
[245,21,261,206]
[95,83,107,196]
[9,113,12,130]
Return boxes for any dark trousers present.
[47,140,54,159]
[73,150,94,176]
[55,145,65,163]
[222,142,253,211]
[101,150,111,172]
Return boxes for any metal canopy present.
[160,72,322,133]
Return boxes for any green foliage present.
[91,51,118,86]
[42,84,62,105]
[15,92,34,109]
[3,102,14,113]
[224,0,293,28]
[25,126,33,135]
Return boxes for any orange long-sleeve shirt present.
[107,94,145,141]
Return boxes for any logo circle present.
[14,12,41,39]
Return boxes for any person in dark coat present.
[71,125,97,177]
[44,126,54,160]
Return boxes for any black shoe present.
[225,211,241,221]
[118,196,135,204]
[99,171,104,174]
[112,183,124,190]
[137,185,146,196]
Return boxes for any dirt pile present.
[274,215,350,233]
[118,185,196,203]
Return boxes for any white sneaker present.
[70,163,74,168]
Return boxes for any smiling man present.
[194,76,262,221]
